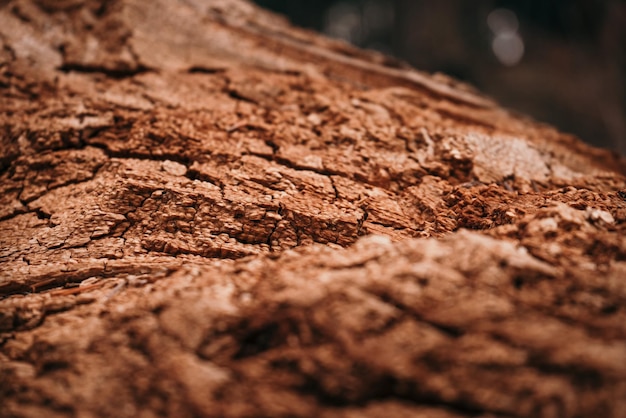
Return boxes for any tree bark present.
[1,0,626,417]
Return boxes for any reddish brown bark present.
[1,1,626,417]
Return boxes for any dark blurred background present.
[254,0,626,155]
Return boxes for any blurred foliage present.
[255,0,626,154]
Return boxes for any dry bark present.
[1,0,626,417]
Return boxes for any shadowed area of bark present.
[1,0,626,417]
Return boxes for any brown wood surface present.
[1,0,626,417]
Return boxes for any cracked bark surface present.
[1,0,626,417]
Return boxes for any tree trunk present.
[1,0,626,417]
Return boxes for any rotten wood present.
[1,0,626,417]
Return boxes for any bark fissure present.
[57,63,153,79]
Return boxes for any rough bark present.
[1,0,626,417]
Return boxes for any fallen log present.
[1,0,625,416]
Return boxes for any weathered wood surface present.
[1,0,626,417]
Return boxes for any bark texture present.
[1,1,626,417]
